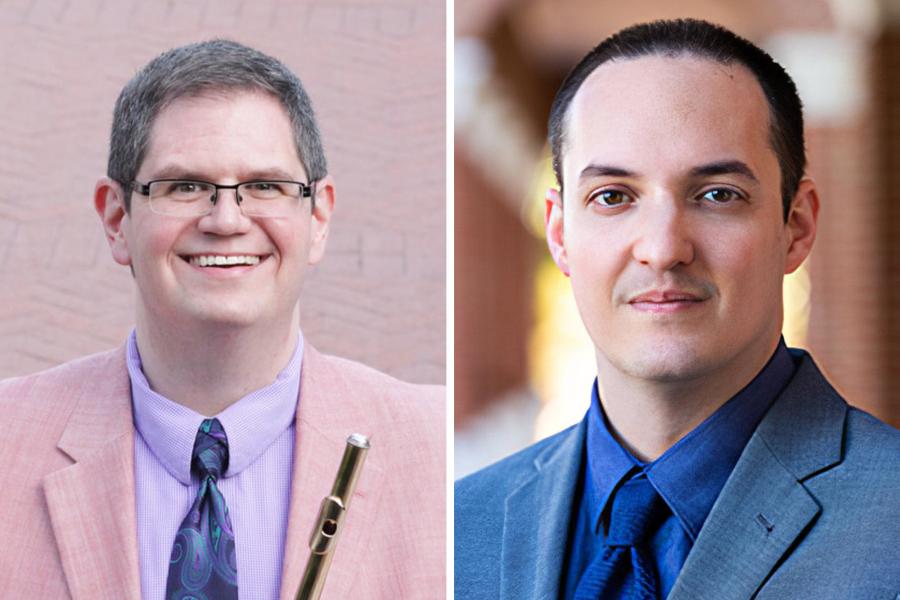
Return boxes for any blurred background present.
[0,0,444,385]
[455,0,900,476]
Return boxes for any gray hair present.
[108,39,327,210]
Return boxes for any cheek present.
[146,230,178,256]
[126,221,177,263]
[710,224,785,305]
[266,221,307,261]
[565,216,625,276]
[125,220,193,287]
[565,226,621,315]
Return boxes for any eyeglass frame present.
[130,178,317,216]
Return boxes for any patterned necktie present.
[166,418,239,599]
[574,476,666,600]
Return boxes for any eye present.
[698,188,742,204]
[242,181,290,199]
[175,182,201,193]
[160,181,211,199]
[588,189,633,207]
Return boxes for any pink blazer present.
[0,344,445,599]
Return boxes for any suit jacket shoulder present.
[0,348,134,598]
[308,350,444,434]
[455,424,578,505]
[0,347,126,433]
[278,345,447,599]
[671,352,900,599]
[455,422,585,600]
[297,349,445,539]
[748,404,900,598]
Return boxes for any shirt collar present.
[585,338,797,540]
[127,329,304,485]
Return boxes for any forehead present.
[141,91,302,178]
[563,54,776,184]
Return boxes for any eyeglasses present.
[131,178,315,217]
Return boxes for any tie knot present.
[605,476,666,547]
[192,418,229,481]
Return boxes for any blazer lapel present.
[279,346,384,600]
[668,433,820,599]
[670,355,846,599]
[42,347,141,600]
[500,420,585,600]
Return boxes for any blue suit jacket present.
[455,352,900,598]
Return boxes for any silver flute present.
[295,433,371,600]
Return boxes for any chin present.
[195,314,260,329]
[605,337,717,383]
[183,301,265,329]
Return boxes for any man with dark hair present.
[0,40,444,599]
[456,19,899,599]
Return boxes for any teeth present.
[189,255,261,267]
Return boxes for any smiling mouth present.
[182,254,266,268]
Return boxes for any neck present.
[596,335,779,462]
[134,308,300,416]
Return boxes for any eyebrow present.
[578,164,637,182]
[688,160,759,183]
[147,165,301,182]
[577,160,760,184]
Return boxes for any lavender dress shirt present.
[127,330,303,600]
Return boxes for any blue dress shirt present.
[562,340,797,599]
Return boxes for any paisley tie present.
[574,476,666,600]
[165,418,239,599]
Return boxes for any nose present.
[630,197,695,271]
[197,188,252,235]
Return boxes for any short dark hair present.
[548,19,804,220]
[108,39,326,211]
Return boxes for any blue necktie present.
[166,418,239,599]
[574,476,666,600]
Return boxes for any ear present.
[545,187,569,276]
[783,177,819,274]
[94,177,132,266]
[308,175,335,265]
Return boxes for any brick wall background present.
[0,0,445,384]
[875,23,900,427]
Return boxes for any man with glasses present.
[0,40,443,599]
